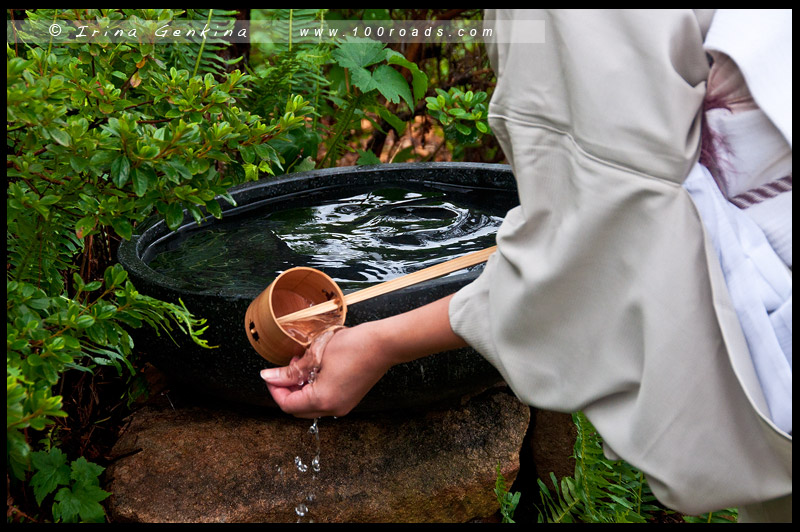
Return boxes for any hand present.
[259,294,467,418]
[260,323,393,418]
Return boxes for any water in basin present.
[145,183,515,293]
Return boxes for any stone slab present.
[105,387,530,523]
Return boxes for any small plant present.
[535,412,661,523]
[683,508,738,523]
[494,463,522,523]
[536,412,738,523]
[321,35,428,167]
[29,448,110,523]
[157,9,245,77]
[248,9,331,173]
[425,87,491,160]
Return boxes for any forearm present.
[358,293,468,367]
[262,293,469,418]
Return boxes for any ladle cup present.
[245,246,497,366]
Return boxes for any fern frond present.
[536,474,580,523]
[536,411,665,523]
[319,92,365,167]
[158,9,241,77]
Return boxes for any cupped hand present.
[260,323,393,418]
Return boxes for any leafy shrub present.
[426,87,491,160]
[7,8,313,522]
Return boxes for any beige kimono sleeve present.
[449,10,791,516]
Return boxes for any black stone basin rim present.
[118,162,515,301]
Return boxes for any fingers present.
[260,326,362,418]
[259,366,298,388]
[265,382,328,419]
[261,356,328,417]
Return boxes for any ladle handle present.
[276,245,497,324]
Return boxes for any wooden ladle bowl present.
[244,267,346,366]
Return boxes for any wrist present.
[354,320,404,369]
[358,294,467,367]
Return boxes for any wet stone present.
[105,387,529,523]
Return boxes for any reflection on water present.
[146,184,515,293]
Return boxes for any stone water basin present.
[117,163,518,412]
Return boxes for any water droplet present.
[308,419,319,435]
[311,455,320,473]
[306,493,316,503]
[295,503,308,517]
[295,456,308,473]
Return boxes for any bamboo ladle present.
[244,245,496,366]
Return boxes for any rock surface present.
[105,387,530,523]
[530,409,577,484]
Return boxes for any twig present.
[136,118,172,125]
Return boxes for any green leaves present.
[426,87,491,147]
[386,49,428,105]
[355,149,382,166]
[321,36,429,167]
[75,216,97,240]
[683,508,738,523]
[7,262,214,497]
[110,155,131,188]
[131,167,152,197]
[31,450,110,523]
[7,8,317,524]
[47,128,72,148]
[495,463,521,523]
[331,36,387,71]
[332,36,425,109]
[371,65,413,108]
[31,448,71,506]
[165,203,185,231]
[536,473,582,523]
[53,482,110,523]
[535,412,665,524]
[8,36,315,259]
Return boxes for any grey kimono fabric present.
[450,10,791,519]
